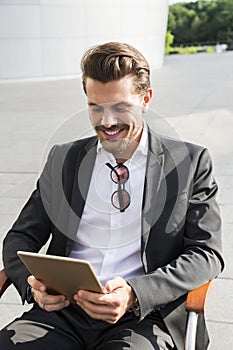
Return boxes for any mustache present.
[95,124,129,132]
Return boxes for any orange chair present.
[185,280,212,350]
[0,268,212,349]
[0,268,11,298]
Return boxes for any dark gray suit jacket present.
[3,127,224,349]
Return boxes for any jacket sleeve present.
[2,147,56,303]
[128,148,224,320]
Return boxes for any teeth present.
[105,130,120,136]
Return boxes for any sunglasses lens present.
[111,189,130,210]
[106,162,130,212]
[111,165,129,184]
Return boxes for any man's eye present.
[113,104,129,113]
[90,106,103,113]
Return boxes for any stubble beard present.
[101,137,132,157]
[100,127,142,160]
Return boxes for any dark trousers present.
[0,303,174,349]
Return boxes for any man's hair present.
[81,42,150,95]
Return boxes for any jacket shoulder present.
[55,135,97,152]
[158,135,205,154]
[157,135,208,164]
[47,135,97,160]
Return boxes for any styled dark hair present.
[81,42,150,95]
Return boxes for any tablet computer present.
[17,251,105,302]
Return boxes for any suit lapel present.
[141,128,165,271]
[65,137,97,252]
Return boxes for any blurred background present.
[1,0,232,80]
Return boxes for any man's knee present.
[0,319,54,346]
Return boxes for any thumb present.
[105,276,125,293]
[28,275,46,292]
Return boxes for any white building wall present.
[0,0,168,80]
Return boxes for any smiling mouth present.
[96,125,128,140]
[103,129,124,139]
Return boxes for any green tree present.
[165,31,175,55]
[206,0,233,46]
[168,0,233,47]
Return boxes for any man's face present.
[86,76,152,159]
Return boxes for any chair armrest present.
[185,280,213,314]
[0,268,12,298]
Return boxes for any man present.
[0,42,224,349]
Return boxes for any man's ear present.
[143,88,153,112]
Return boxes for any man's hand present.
[28,275,70,312]
[74,276,135,324]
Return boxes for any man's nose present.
[101,109,117,128]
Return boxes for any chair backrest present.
[0,268,12,298]
[185,280,213,314]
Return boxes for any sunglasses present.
[105,162,130,212]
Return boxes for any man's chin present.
[100,136,140,159]
[101,139,122,153]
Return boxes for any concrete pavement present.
[0,51,233,348]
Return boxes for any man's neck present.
[115,131,143,164]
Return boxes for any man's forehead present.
[85,77,140,105]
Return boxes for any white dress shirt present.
[70,124,148,286]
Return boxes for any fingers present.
[74,277,135,323]
[27,275,70,312]
[75,289,117,308]
[74,289,126,324]
[35,293,70,312]
[74,291,119,323]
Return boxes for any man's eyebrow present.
[88,101,131,107]
[88,102,98,106]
